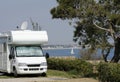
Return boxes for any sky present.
[0,0,75,45]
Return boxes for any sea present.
[43,48,114,60]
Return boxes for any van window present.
[3,43,7,52]
[10,47,14,56]
[0,44,3,52]
[16,46,43,57]
[0,43,7,53]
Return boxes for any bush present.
[47,58,93,77]
[98,63,120,82]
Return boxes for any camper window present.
[9,47,15,59]
[15,46,43,57]
[0,43,7,53]
[3,43,7,52]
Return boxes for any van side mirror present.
[9,54,12,59]
[45,53,49,59]
[9,54,15,59]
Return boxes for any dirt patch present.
[0,77,98,82]
[51,78,99,82]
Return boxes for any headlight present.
[41,62,47,66]
[18,63,27,66]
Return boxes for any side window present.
[10,47,14,56]
[3,43,7,52]
[0,44,3,52]
[0,43,6,53]
[9,47,15,59]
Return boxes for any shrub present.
[98,63,120,82]
[47,58,93,77]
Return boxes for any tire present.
[41,73,47,77]
[13,68,18,77]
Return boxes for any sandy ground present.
[0,77,99,82]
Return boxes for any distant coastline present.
[43,48,114,60]
[42,44,90,50]
[42,47,82,50]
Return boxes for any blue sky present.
[0,0,74,44]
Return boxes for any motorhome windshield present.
[16,46,43,57]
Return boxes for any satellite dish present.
[20,21,28,30]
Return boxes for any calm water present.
[43,48,114,60]
[43,48,80,58]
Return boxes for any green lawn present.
[47,69,81,78]
[0,69,81,78]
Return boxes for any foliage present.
[47,58,93,77]
[50,0,120,62]
[80,48,102,60]
[98,62,120,82]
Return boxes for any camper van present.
[0,22,48,77]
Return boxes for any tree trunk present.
[111,37,120,63]
[102,48,111,62]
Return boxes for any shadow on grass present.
[0,72,46,78]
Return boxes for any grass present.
[47,69,98,82]
[47,69,81,78]
[0,69,88,79]
[47,70,71,78]
[0,74,14,78]
[0,70,99,82]
[0,70,72,78]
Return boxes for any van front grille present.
[29,68,39,71]
[27,64,40,67]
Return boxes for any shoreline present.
[43,47,82,50]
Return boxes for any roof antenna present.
[30,18,42,31]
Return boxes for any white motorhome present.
[0,24,48,77]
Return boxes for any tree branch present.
[93,21,110,32]
[93,21,115,39]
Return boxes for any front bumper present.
[16,66,47,74]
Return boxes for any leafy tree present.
[50,0,120,62]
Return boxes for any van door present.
[9,47,15,73]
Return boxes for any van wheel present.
[13,68,18,77]
[41,73,46,77]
